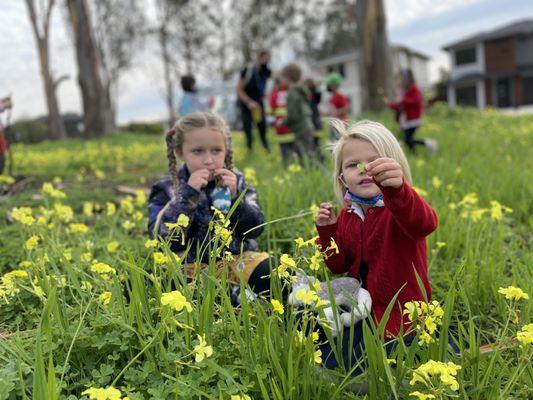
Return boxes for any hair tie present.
[166,128,175,137]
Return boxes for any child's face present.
[340,138,381,199]
[178,128,227,179]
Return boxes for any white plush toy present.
[289,271,372,337]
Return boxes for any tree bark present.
[66,0,115,137]
[159,20,177,127]
[356,0,392,112]
[25,0,67,140]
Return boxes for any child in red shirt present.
[268,76,294,164]
[315,119,440,373]
[325,73,350,139]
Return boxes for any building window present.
[523,77,533,105]
[455,84,477,106]
[455,47,477,66]
[327,63,345,77]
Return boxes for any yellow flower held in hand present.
[161,290,192,312]
[193,334,213,362]
[498,286,529,301]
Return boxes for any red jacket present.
[388,84,423,128]
[316,181,437,338]
[268,87,290,135]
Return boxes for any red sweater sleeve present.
[316,219,350,274]
[401,86,422,107]
[380,180,438,239]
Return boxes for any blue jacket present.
[148,165,265,262]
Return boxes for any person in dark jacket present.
[148,111,271,299]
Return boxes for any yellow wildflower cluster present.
[410,360,461,392]
[449,193,512,223]
[25,235,40,250]
[69,223,89,234]
[99,291,112,306]
[276,254,296,281]
[11,207,35,226]
[498,286,529,301]
[270,299,284,315]
[160,290,192,312]
[82,386,129,400]
[91,262,116,278]
[41,182,66,199]
[516,323,533,346]
[403,300,444,346]
[0,270,29,300]
[243,167,257,186]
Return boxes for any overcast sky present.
[1,0,532,124]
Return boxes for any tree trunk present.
[159,22,177,127]
[25,0,67,140]
[356,0,392,112]
[66,0,116,137]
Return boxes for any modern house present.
[443,18,533,110]
[311,44,430,115]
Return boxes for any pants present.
[279,142,296,165]
[0,154,4,175]
[294,130,315,164]
[241,103,269,151]
[403,127,425,151]
[318,321,460,376]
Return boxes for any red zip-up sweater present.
[388,84,423,129]
[316,180,437,338]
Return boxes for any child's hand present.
[366,157,403,188]
[188,169,211,192]
[214,169,237,198]
[316,202,337,226]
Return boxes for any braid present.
[165,128,180,192]
[224,134,234,170]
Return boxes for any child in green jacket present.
[281,63,315,161]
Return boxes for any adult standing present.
[236,49,272,152]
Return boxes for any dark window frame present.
[455,47,477,66]
[455,84,478,107]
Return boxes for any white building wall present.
[449,42,485,81]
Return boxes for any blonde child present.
[148,112,271,298]
[315,119,439,373]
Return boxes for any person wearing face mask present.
[236,49,272,152]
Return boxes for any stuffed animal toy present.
[289,271,372,337]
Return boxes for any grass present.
[0,104,532,399]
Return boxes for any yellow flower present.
[69,223,89,234]
[81,252,93,263]
[122,220,135,231]
[135,189,147,207]
[193,334,213,362]
[280,254,296,269]
[177,213,190,228]
[312,331,319,342]
[19,261,33,268]
[106,241,119,253]
[309,251,321,271]
[489,200,512,221]
[271,299,284,315]
[410,360,461,391]
[409,391,435,400]
[99,291,112,306]
[144,239,158,249]
[83,202,94,216]
[435,241,446,249]
[161,290,192,312]
[214,225,232,246]
[288,163,302,173]
[516,323,533,346]
[469,208,487,222]
[153,252,168,265]
[41,182,66,199]
[54,203,74,222]
[11,207,35,225]
[91,262,116,276]
[412,186,428,197]
[431,176,442,189]
[82,386,123,400]
[231,395,251,400]
[243,167,257,186]
[328,238,339,254]
[498,286,529,301]
[314,349,322,364]
[106,202,116,216]
[25,235,40,250]
[295,289,318,306]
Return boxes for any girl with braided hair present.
[148,111,271,300]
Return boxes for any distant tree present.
[66,0,115,137]
[355,0,392,111]
[24,0,67,140]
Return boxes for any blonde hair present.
[166,111,234,191]
[330,119,412,205]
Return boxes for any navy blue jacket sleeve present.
[229,173,265,238]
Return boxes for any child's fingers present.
[366,157,394,171]
[367,162,400,176]
[374,169,402,182]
